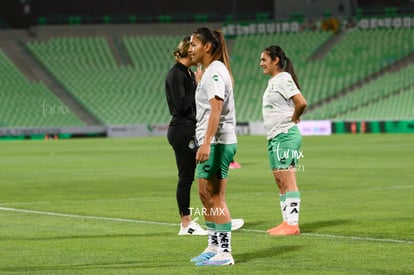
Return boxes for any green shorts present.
[196,143,237,179]
[268,126,302,170]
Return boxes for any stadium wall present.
[1,120,414,140]
[332,120,414,134]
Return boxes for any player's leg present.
[268,169,300,236]
[266,170,288,232]
[168,125,206,236]
[196,144,236,266]
[267,127,302,236]
[266,137,288,232]
[190,178,217,263]
[191,144,220,263]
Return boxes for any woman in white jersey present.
[188,27,237,266]
[259,45,307,236]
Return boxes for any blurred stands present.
[0,22,413,127]
[27,35,184,124]
[231,31,334,121]
[0,49,85,127]
[231,27,414,122]
[305,63,414,120]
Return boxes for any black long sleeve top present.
[165,62,197,126]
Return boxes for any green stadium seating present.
[305,63,414,120]
[339,87,414,120]
[18,28,414,126]
[301,28,414,106]
[230,28,414,122]
[0,49,85,127]
[231,31,333,121]
[27,35,183,124]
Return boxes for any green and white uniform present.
[195,61,237,145]
[263,71,303,226]
[262,72,302,169]
[262,72,301,139]
[195,60,237,179]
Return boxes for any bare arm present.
[291,93,307,124]
[196,96,223,163]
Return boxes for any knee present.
[178,176,194,187]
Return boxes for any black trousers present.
[167,123,197,216]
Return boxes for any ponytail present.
[284,57,300,90]
[264,45,300,90]
[193,27,234,83]
[173,36,191,62]
[212,30,233,81]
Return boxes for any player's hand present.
[292,117,301,124]
[196,143,210,164]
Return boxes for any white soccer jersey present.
[195,60,237,145]
[262,72,301,140]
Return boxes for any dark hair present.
[193,27,233,82]
[264,45,300,90]
[173,36,191,61]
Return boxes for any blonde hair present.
[173,36,191,62]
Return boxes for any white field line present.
[0,206,413,245]
[0,206,177,227]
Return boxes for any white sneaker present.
[231,218,244,231]
[178,217,208,235]
[196,252,235,266]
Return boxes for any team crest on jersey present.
[212,75,219,81]
[287,80,296,90]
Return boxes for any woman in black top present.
[165,36,207,235]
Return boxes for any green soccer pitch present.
[0,134,413,274]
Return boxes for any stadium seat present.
[306,63,414,120]
[18,28,414,125]
[0,49,85,127]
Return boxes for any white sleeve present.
[205,71,225,100]
[279,74,300,99]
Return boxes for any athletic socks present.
[206,221,218,251]
[204,221,232,254]
[285,191,301,225]
[279,193,287,223]
[215,222,232,253]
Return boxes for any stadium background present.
[0,0,413,139]
[1,2,413,273]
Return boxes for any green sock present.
[206,221,215,230]
[215,222,232,232]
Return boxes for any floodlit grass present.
[0,134,413,274]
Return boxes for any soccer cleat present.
[190,245,217,262]
[268,223,300,236]
[266,221,287,233]
[196,252,235,266]
[231,218,244,231]
[178,217,208,236]
[190,251,217,263]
